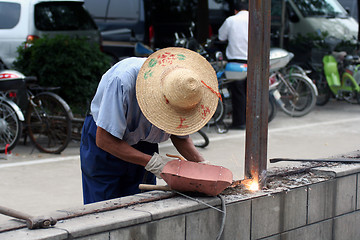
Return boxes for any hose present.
[216,195,226,240]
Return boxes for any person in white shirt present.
[218,1,248,130]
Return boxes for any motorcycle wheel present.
[278,74,317,117]
[208,94,226,126]
[268,94,277,123]
[343,90,360,104]
[311,72,331,106]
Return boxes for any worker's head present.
[136,47,219,136]
[234,0,248,14]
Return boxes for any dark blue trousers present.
[229,78,247,126]
[80,115,157,204]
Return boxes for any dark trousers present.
[229,79,247,126]
[80,115,157,204]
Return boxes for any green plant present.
[14,35,111,116]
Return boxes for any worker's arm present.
[170,135,205,163]
[96,126,151,167]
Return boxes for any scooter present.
[207,51,278,130]
[320,37,360,104]
[212,48,317,121]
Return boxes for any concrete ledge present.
[2,163,360,240]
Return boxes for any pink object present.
[160,160,233,196]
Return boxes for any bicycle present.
[0,69,73,154]
[269,67,318,117]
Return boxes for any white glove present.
[145,153,180,179]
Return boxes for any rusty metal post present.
[245,0,271,187]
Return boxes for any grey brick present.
[55,208,151,239]
[76,232,110,240]
[357,173,360,210]
[308,180,336,223]
[185,207,226,240]
[110,215,185,240]
[335,175,356,216]
[129,195,220,221]
[333,211,360,240]
[280,219,332,240]
[221,200,251,240]
[251,187,307,239]
[0,227,68,240]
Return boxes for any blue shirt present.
[91,57,171,146]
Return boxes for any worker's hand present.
[145,153,182,179]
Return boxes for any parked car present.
[0,0,101,68]
[83,0,230,61]
[272,0,358,43]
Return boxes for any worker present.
[218,0,249,130]
[80,47,219,204]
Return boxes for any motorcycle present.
[207,51,278,131]
[320,37,360,105]
[297,36,360,105]
[211,48,318,123]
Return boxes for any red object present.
[0,73,21,79]
[161,160,233,196]
[8,92,17,98]
[149,25,154,44]
[5,144,11,155]
[25,35,39,48]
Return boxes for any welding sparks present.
[248,181,259,191]
[241,178,260,192]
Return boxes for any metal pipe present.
[245,0,271,187]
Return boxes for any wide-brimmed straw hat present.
[136,47,219,136]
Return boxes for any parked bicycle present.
[0,69,73,154]
[269,48,318,117]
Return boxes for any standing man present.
[218,0,248,130]
[80,47,219,204]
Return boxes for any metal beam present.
[245,0,271,187]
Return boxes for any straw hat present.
[136,47,219,136]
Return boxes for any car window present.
[83,0,108,19]
[107,0,139,20]
[292,0,348,17]
[35,2,97,31]
[0,2,21,29]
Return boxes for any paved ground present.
[0,99,359,225]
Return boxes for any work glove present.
[145,153,183,179]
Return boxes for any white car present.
[0,0,101,68]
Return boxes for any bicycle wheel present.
[0,100,22,153]
[268,94,277,123]
[190,130,209,148]
[26,92,72,154]
[207,96,226,126]
[285,64,307,76]
[278,74,317,117]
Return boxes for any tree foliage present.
[14,35,111,115]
